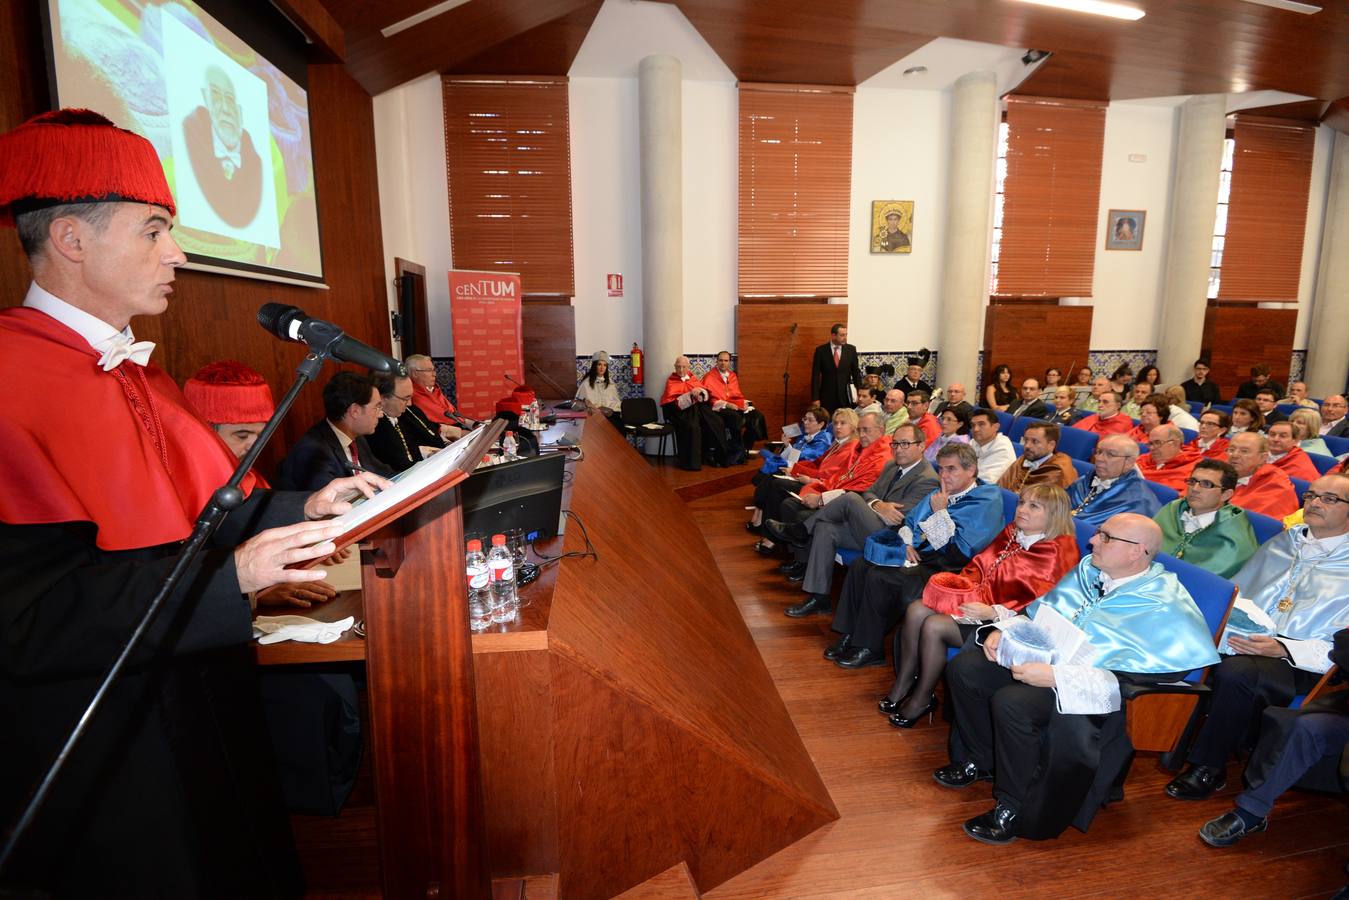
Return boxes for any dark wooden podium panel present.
[736,304,848,439]
[1201,303,1297,394]
[982,302,1092,387]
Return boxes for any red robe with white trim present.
[1187,436,1230,460]
[801,435,892,495]
[411,380,456,425]
[1268,446,1321,482]
[1231,464,1300,519]
[700,369,748,409]
[913,412,940,445]
[1137,446,1202,492]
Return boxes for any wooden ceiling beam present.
[273,0,345,62]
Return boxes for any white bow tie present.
[98,335,156,371]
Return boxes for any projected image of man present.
[182,65,263,227]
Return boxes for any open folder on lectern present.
[299,420,505,561]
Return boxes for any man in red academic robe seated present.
[0,109,387,897]
[1074,389,1134,436]
[1265,421,1322,482]
[1227,430,1300,519]
[661,355,734,470]
[1137,423,1201,492]
[907,389,940,444]
[1187,408,1231,460]
[405,352,469,438]
[698,350,756,461]
[766,412,892,536]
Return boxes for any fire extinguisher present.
[630,341,643,385]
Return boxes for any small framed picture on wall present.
[1105,209,1146,251]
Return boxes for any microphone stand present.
[0,349,328,874]
[782,323,799,432]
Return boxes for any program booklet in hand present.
[1217,597,1277,654]
[300,420,504,562]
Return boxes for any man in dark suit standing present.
[781,423,940,616]
[811,322,862,412]
[279,372,394,490]
[1008,377,1050,419]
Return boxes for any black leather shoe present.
[889,693,937,729]
[1166,765,1227,801]
[765,519,809,548]
[753,539,779,557]
[836,647,886,669]
[823,634,852,660]
[784,562,808,583]
[963,804,1019,845]
[777,559,798,573]
[933,761,993,789]
[785,594,831,618]
[1199,810,1268,848]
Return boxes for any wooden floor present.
[686,486,1349,899]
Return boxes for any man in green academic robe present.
[1154,458,1260,579]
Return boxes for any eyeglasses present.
[1184,477,1222,490]
[1304,491,1348,507]
[395,394,414,403]
[1094,529,1142,546]
[1096,450,1135,460]
[893,440,921,449]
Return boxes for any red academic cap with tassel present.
[0,108,176,226]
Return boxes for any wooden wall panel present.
[982,303,1093,392]
[0,12,391,476]
[1200,304,1297,395]
[522,302,577,399]
[736,304,847,440]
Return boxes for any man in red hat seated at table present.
[1137,423,1201,492]
[1227,430,1300,519]
[0,109,386,898]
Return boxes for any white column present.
[937,71,998,389]
[1305,130,1349,398]
[639,55,683,404]
[1156,95,1226,381]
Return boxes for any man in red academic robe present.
[660,355,733,469]
[405,352,467,437]
[1265,421,1323,482]
[1227,431,1300,519]
[1075,390,1135,436]
[0,109,386,897]
[906,390,940,444]
[1137,424,1201,492]
[800,412,892,498]
[697,350,749,463]
[1187,408,1231,460]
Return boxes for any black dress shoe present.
[963,803,1019,845]
[823,634,852,660]
[777,559,798,573]
[889,693,937,729]
[836,647,886,669]
[1199,810,1268,848]
[785,593,831,618]
[1165,764,1227,801]
[933,761,994,789]
[784,562,808,583]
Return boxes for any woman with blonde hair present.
[1288,408,1332,458]
[878,482,1080,728]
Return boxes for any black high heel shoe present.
[878,678,916,715]
[889,693,937,729]
[745,520,762,534]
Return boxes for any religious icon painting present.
[1105,209,1146,251]
[870,200,914,254]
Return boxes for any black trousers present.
[832,556,943,653]
[946,646,1056,811]
[1188,654,1322,768]
[662,401,729,469]
[1238,706,1349,818]
[711,407,746,463]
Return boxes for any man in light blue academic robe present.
[1167,473,1349,802]
[1066,434,1160,527]
[939,513,1219,844]
[827,442,1005,668]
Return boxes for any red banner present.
[449,269,523,420]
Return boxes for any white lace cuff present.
[991,604,1017,622]
[919,508,955,550]
[1051,665,1120,715]
[1281,637,1334,674]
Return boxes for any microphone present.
[258,303,405,375]
[503,371,523,387]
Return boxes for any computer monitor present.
[460,453,566,542]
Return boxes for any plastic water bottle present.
[502,430,518,460]
[488,534,517,622]
[465,539,491,632]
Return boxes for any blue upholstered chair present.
[1056,426,1099,462]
